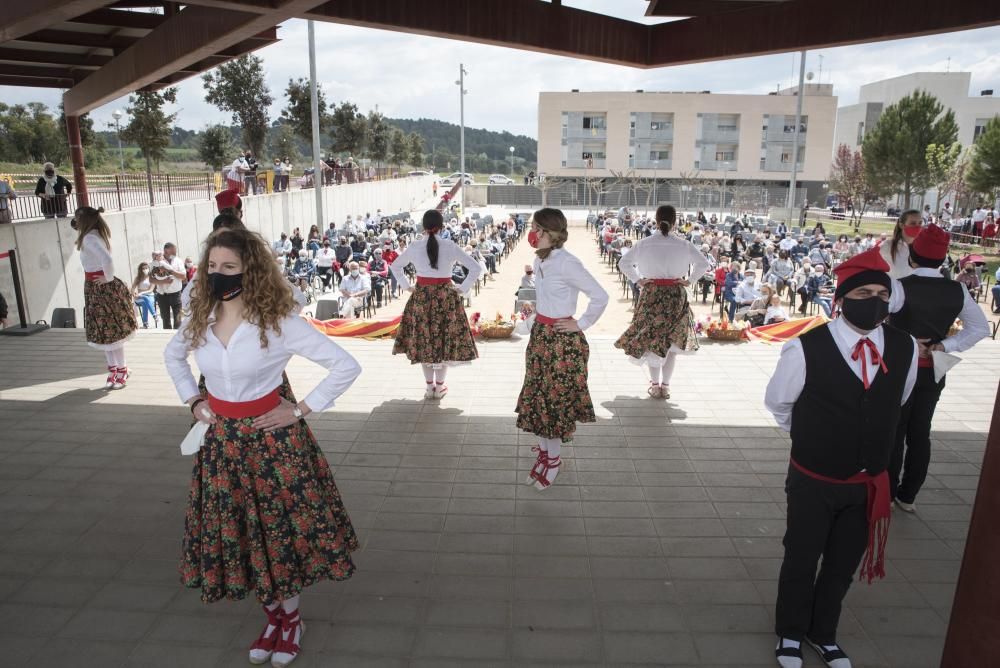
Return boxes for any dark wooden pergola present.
[2,1,1000,661]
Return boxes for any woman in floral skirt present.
[615,205,709,399]
[164,228,361,667]
[516,207,608,490]
[74,206,138,390]
[389,209,481,399]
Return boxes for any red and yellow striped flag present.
[307,316,401,339]
[744,315,829,344]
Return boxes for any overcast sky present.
[3,0,999,139]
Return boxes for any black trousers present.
[890,367,945,504]
[775,466,869,644]
[156,291,182,329]
[317,266,333,289]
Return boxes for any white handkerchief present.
[931,350,961,383]
[180,421,209,456]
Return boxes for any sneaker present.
[775,638,803,668]
[894,499,916,513]
[806,638,852,668]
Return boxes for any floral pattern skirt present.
[393,283,478,364]
[614,283,699,366]
[180,409,358,604]
[515,321,596,442]
[84,278,137,350]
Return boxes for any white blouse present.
[617,233,711,285]
[533,248,608,331]
[80,232,114,282]
[878,240,913,280]
[389,236,482,294]
[164,313,361,413]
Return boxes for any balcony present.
[564,158,607,169]
[634,126,674,141]
[700,128,740,143]
[566,126,607,139]
[634,159,672,170]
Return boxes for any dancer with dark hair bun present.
[615,205,708,399]
[73,205,138,389]
[390,209,482,399]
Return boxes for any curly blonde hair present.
[183,228,296,349]
[532,207,568,260]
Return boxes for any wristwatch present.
[292,405,303,419]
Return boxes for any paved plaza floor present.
[1,217,997,666]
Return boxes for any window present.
[717,123,738,132]
[974,119,990,141]
[650,121,672,131]
[856,122,865,146]
[760,157,766,170]
[715,151,735,161]
[582,150,606,160]
[582,115,606,130]
[780,152,792,163]
[649,150,670,161]
[782,123,807,133]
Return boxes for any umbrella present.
[958,254,986,268]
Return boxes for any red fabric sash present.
[535,313,571,325]
[85,270,105,282]
[416,276,452,285]
[208,388,280,419]
[917,357,933,369]
[650,278,682,286]
[790,457,891,584]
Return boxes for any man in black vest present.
[765,248,918,668]
[887,224,989,512]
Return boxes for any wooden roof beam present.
[306,0,648,67]
[0,0,115,43]
[17,29,137,50]
[69,8,167,30]
[62,0,325,114]
[648,0,1000,66]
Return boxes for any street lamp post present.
[653,159,659,209]
[509,146,515,180]
[455,64,468,214]
[112,109,124,174]
[721,162,731,216]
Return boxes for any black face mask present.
[207,272,243,301]
[840,296,889,331]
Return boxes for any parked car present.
[488,174,514,185]
[407,170,433,177]
[441,172,473,186]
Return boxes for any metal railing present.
[0,166,403,222]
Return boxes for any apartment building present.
[835,72,1000,152]
[537,86,838,192]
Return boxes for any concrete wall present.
[0,176,434,327]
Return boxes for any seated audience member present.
[765,293,789,324]
[339,261,371,319]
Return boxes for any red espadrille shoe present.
[271,608,306,667]
[111,366,130,390]
[525,445,548,485]
[433,381,448,400]
[533,455,561,490]
[248,605,283,665]
[105,366,117,390]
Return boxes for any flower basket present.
[479,322,515,339]
[707,328,746,342]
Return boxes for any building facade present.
[538,87,838,196]
[835,72,1000,153]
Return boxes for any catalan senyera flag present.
[744,315,829,344]
[307,316,401,339]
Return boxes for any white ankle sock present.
[280,596,299,614]
[104,351,116,368]
[661,351,677,385]
[421,364,435,383]
[110,347,126,368]
[542,437,561,459]
[645,363,662,384]
[435,365,448,384]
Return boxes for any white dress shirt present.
[617,233,711,285]
[315,248,337,269]
[878,240,913,280]
[533,247,608,331]
[389,236,482,294]
[888,267,990,353]
[734,279,760,305]
[273,238,292,255]
[765,317,918,432]
[778,237,797,252]
[164,313,361,413]
[154,256,185,294]
[80,232,115,282]
[340,272,371,296]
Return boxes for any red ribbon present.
[850,337,888,390]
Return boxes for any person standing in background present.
[35,162,72,218]
[244,151,259,195]
[0,176,16,224]
[151,242,186,329]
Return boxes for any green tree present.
[432,146,453,171]
[280,77,328,146]
[203,55,273,158]
[270,123,302,165]
[58,105,107,167]
[197,124,235,171]
[862,91,958,207]
[120,88,178,171]
[389,128,408,169]
[365,110,389,167]
[967,116,1000,198]
[407,131,424,168]
[0,102,66,164]
[328,101,366,158]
